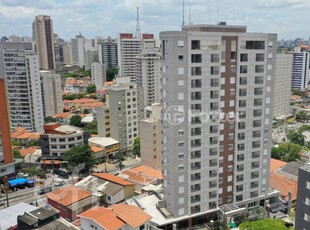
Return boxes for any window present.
[178,129,184,136]
[246,41,265,49]
[240,65,247,73]
[256,53,265,61]
[178,55,184,61]
[178,141,184,147]
[191,40,200,50]
[179,153,184,159]
[240,53,248,62]
[211,54,220,62]
[178,67,184,74]
[178,40,184,47]
[191,54,202,63]
[255,65,264,73]
[211,66,219,75]
[191,67,202,76]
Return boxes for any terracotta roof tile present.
[270,158,286,173]
[92,173,134,186]
[90,146,103,153]
[121,171,154,185]
[270,173,297,201]
[111,204,152,228]
[130,165,163,180]
[79,206,125,230]
[19,147,38,157]
[46,185,92,206]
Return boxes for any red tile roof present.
[111,204,152,228]
[19,147,38,157]
[270,158,286,173]
[46,185,92,206]
[269,173,298,201]
[130,165,163,180]
[92,173,134,186]
[79,206,125,230]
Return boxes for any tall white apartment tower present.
[108,78,144,150]
[136,47,161,107]
[160,24,276,217]
[33,15,56,70]
[91,62,106,90]
[274,53,293,117]
[0,42,44,132]
[291,52,309,90]
[40,70,63,117]
[71,35,85,68]
[117,33,156,82]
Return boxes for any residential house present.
[46,185,95,221]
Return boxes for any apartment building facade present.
[136,48,161,107]
[160,24,276,217]
[108,78,144,150]
[292,52,309,90]
[33,15,56,70]
[274,53,293,117]
[40,123,89,160]
[98,37,118,69]
[91,62,106,90]
[40,70,63,117]
[0,42,44,132]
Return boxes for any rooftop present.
[92,173,134,186]
[54,125,83,134]
[18,207,57,225]
[79,206,125,230]
[270,158,286,173]
[19,147,38,157]
[89,136,119,147]
[46,185,92,206]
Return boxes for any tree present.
[62,94,75,100]
[86,84,96,94]
[291,88,302,96]
[84,121,98,134]
[88,94,98,99]
[63,144,95,170]
[69,115,82,127]
[11,140,23,146]
[83,109,90,114]
[296,110,308,122]
[106,67,119,81]
[299,125,310,133]
[115,154,125,171]
[286,130,305,146]
[239,218,288,230]
[27,139,40,147]
[13,149,23,159]
[133,137,141,157]
[101,95,106,103]
[271,146,281,159]
[23,167,46,178]
[272,142,302,162]
[76,93,86,99]
[44,116,56,124]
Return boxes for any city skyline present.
[0,0,309,40]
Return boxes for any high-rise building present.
[54,33,64,65]
[140,103,162,169]
[0,79,15,179]
[33,15,56,70]
[136,47,161,107]
[160,24,276,217]
[98,37,118,69]
[117,33,155,82]
[108,78,144,150]
[71,35,85,67]
[40,70,63,117]
[0,42,44,132]
[295,164,310,230]
[292,52,309,90]
[63,43,73,65]
[91,62,106,90]
[274,53,293,117]
[84,49,99,70]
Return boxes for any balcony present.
[191,80,202,88]
[191,131,201,136]
[210,138,218,145]
[209,182,217,188]
[237,144,245,151]
[210,149,218,156]
[209,193,217,199]
[238,133,245,140]
[209,171,217,178]
[191,151,201,159]
[251,182,259,189]
[210,127,218,134]
[239,89,247,97]
[210,103,219,111]
[253,110,262,117]
[211,79,219,87]
[237,156,244,162]
[191,163,201,170]
[209,202,217,209]
[191,140,201,148]
[191,92,202,100]
[210,91,219,99]
[254,88,263,96]
[239,101,246,108]
[211,54,220,62]
[192,54,202,63]
[251,162,260,169]
[254,99,263,106]
[237,175,244,182]
[191,185,201,193]
[250,191,259,198]
[239,78,247,85]
[191,197,201,203]
[236,195,243,202]
[191,67,202,76]
[191,174,201,182]
[209,160,217,167]
[251,172,259,179]
[211,66,220,75]
[191,117,202,124]
[253,121,262,128]
[237,166,244,172]
[236,186,243,192]
[191,40,200,50]
[238,123,246,130]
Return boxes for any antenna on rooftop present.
[189,4,192,25]
[216,9,219,25]
[135,0,141,39]
[182,0,185,27]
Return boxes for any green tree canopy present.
[69,115,82,127]
[63,94,76,100]
[291,88,302,96]
[133,137,141,157]
[296,110,308,122]
[86,84,96,94]
[299,125,310,133]
[239,218,288,230]
[63,144,95,170]
[13,149,23,159]
[286,130,305,146]
[27,139,40,147]
[44,116,56,124]
[106,67,119,81]
[272,142,302,162]
[84,121,98,134]
[83,109,90,114]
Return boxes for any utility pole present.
[3,176,9,207]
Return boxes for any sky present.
[0,0,309,41]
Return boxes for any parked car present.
[18,172,29,178]
[54,179,66,187]
[37,187,52,195]
[53,169,69,179]
[0,200,5,206]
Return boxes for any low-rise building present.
[40,123,89,160]
[46,185,95,221]
[88,136,120,159]
[17,207,78,229]
[79,204,152,230]
[11,127,41,145]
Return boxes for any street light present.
[1,176,9,207]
